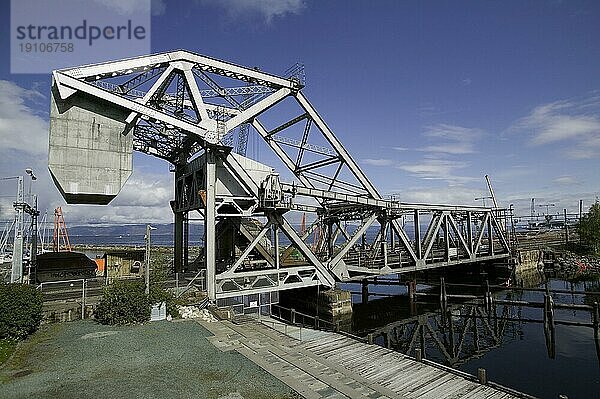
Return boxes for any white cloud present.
[0,197,17,221]
[0,80,59,225]
[91,0,155,15]
[491,164,534,184]
[60,170,174,225]
[553,175,579,185]
[151,0,167,15]
[0,80,48,156]
[397,159,477,184]
[198,0,306,22]
[390,185,483,206]
[111,174,173,208]
[0,80,177,226]
[512,96,600,158]
[399,159,466,175]
[418,124,483,155]
[362,158,394,167]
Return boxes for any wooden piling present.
[544,293,556,359]
[484,279,491,311]
[383,332,390,348]
[477,368,487,384]
[407,280,416,300]
[440,277,447,310]
[419,324,426,359]
[593,302,599,362]
[544,293,555,328]
[361,280,369,304]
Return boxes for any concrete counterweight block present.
[48,85,133,205]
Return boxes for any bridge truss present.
[50,50,512,302]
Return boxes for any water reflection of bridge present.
[367,285,600,367]
[372,302,516,367]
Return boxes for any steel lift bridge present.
[48,50,512,305]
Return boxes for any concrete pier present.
[516,249,543,273]
[280,287,353,318]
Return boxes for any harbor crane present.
[538,203,556,215]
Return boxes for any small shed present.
[103,249,145,278]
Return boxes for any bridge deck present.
[199,317,529,399]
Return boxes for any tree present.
[577,202,600,254]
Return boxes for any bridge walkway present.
[198,317,528,399]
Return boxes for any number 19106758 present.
[19,42,74,52]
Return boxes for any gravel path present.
[0,320,298,399]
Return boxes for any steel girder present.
[51,50,512,300]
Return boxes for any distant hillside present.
[60,222,413,247]
[67,223,204,246]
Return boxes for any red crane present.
[53,207,72,252]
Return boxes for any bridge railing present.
[270,303,367,342]
[271,303,336,330]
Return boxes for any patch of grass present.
[3,323,63,372]
[0,339,17,366]
[0,324,63,385]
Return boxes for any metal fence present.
[37,272,206,320]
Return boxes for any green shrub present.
[0,283,43,340]
[95,280,150,325]
[578,203,600,254]
[149,285,181,319]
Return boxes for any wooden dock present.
[199,317,531,399]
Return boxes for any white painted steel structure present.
[49,50,512,301]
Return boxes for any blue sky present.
[0,0,599,224]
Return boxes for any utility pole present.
[25,168,38,284]
[29,195,39,284]
[11,176,24,283]
[144,224,156,295]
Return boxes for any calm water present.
[340,274,600,399]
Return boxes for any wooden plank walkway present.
[198,318,529,399]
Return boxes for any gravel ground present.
[0,320,298,399]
